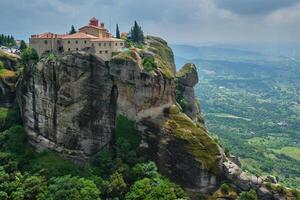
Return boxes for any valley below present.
[172,44,300,188]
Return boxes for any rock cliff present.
[0,50,20,107]
[16,36,299,199]
[17,36,224,194]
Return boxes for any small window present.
[44,40,48,44]
[99,42,101,46]
[104,43,106,47]
[99,51,102,54]
[120,43,123,46]
[68,40,70,44]
[109,42,111,47]
[115,43,118,46]
[75,40,78,44]
[105,50,108,54]
[76,48,79,51]
[68,48,71,51]
[84,40,87,44]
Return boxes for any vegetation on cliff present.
[0,109,187,199]
[164,105,221,174]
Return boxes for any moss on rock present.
[111,51,137,65]
[176,63,196,78]
[164,109,221,175]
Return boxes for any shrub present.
[142,57,157,72]
[20,47,39,64]
[237,189,258,200]
[220,183,230,195]
[48,53,57,62]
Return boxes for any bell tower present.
[89,17,99,26]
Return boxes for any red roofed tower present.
[89,17,99,27]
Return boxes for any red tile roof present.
[62,32,98,39]
[91,38,124,42]
[31,32,68,39]
[79,25,108,31]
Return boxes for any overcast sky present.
[1,0,300,44]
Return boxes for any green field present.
[273,147,300,161]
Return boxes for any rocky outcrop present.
[224,160,300,200]
[17,36,224,194]
[175,63,205,125]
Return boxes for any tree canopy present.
[0,34,16,47]
[129,21,144,44]
[116,24,120,39]
[69,25,77,34]
[19,40,27,51]
[20,47,39,64]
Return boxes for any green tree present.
[19,40,27,51]
[129,21,144,44]
[89,148,114,176]
[22,176,52,200]
[102,172,127,199]
[116,24,120,39]
[49,175,100,200]
[131,162,159,181]
[125,178,177,200]
[20,47,39,64]
[69,25,77,34]
[237,189,258,200]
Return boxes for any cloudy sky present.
[1,0,300,44]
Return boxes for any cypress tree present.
[69,25,77,34]
[0,34,3,45]
[129,21,144,44]
[116,24,120,39]
[20,40,27,51]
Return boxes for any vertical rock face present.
[17,36,224,194]
[18,54,115,161]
